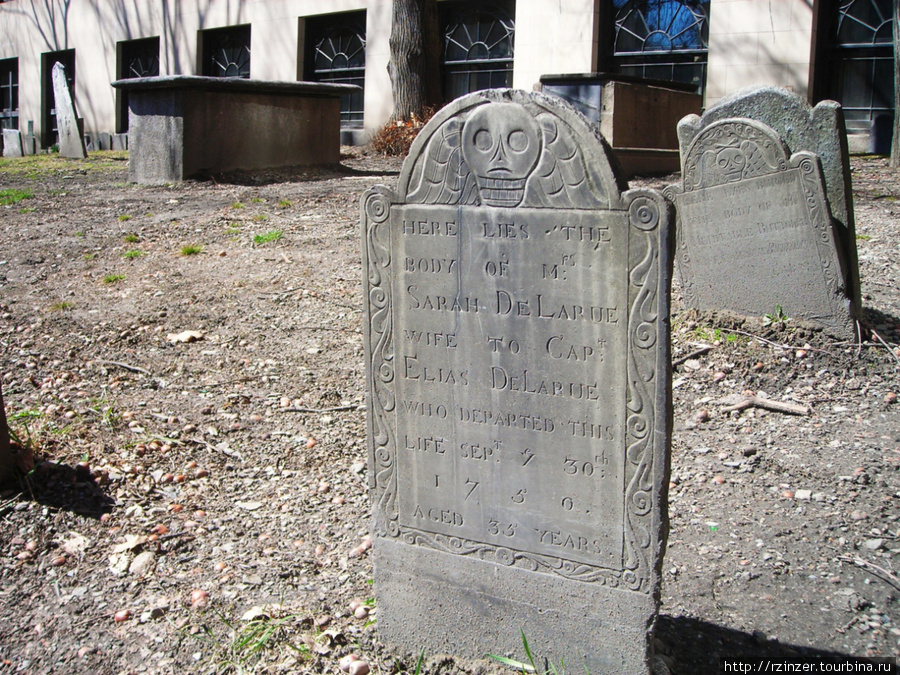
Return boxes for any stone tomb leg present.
[362,89,672,675]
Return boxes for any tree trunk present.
[892,0,899,167]
[0,383,13,485]
[388,0,442,122]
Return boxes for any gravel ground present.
[0,150,897,675]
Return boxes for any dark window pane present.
[441,1,514,99]
[612,0,709,95]
[202,25,251,78]
[306,11,366,127]
[826,0,894,128]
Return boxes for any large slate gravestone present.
[677,86,861,312]
[361,89,672,674]
[666,117,856,338]
[51,62,87,159]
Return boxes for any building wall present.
[0,0,875,148]
[705,0,817,107]
[0,0,392,143]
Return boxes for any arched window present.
[613,0,709,95]
[201,25,251,79]
[306,11,366,127]
[441,2,514,101]
[824,0,894,132]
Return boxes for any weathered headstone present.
[677,86,861,311]
[51,62,87,159]
[666,117,856,338]
[23,121,36,156]
[2,129,23,158]
[361,89,672,674]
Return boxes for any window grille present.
[441,2,514,101]
[306,12,366,127]
[613,0,709,95]
[826,0,894,133]
[202,25,251,78]
[116,37,160,132]
[0,58,17,131]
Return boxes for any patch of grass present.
[253,230,283,245]
[856,233,871,241]
[117,214,132,222]
[251,197,264,203]
[50,301,74,311]
[19,207,36,214]
[83,252,97,261]
[253,214,269,221]
[122,249,143,259]
[190,610,311,673]
[123,233,140,243]
[0,188,33,206]
[103,273,125,284]
[488,630,565,675]
[231,202,245,209]
[763,304,789,327]
[180,244,203,256]
[278,199,292,208]
[0,151,129,176]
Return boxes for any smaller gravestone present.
[111,133,128,151]
[23,121,36,156]
[666,118,855,338]
[678,86,860,310]
[51,62,87,159]
[98,132,112,151]
[2,129,23,158]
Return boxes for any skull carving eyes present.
[462,103,541,207]
[715,147,746,182]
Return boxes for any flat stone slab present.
[666,117,855,338]
[362,89,672,674]
[111,76,358,184]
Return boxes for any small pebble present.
[349,660,370,675]
[340,654,360,673]
[114,609,132,623]
[886,392,897,404]
[354,605,370,620]
[190,589,210,608]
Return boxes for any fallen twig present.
[673,345,713,367]
[839,555,900,592]
[100,360,150,376]
[187,376,258,389]
[869,328,900,369]
[280,404,361,414]
[718,393,810,416]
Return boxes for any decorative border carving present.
[363,94,668,594]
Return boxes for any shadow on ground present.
[657,615,896,674]
[9,459,115,519]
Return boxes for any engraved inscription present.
[391,204,628,568]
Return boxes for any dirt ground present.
[0,149,897,675]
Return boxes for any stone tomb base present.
[111,76,358,184]
[376,539,658,673]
